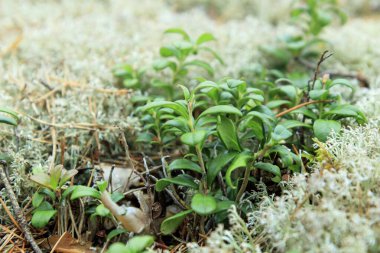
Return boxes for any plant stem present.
[195,145,208,193]
[187,100,208,193]
[235,165,251,202]
[236,144,272,202]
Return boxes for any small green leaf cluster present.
[113,28,222,99]
[262,0,346,70]
[30,166,116,228]
[270,76,366,143]
[30,165,78,228]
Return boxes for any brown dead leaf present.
[42,232,95,253]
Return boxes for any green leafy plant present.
[152,28,223,98]
[114,29,224,149]
[30,168,123,229]
[30,165,78,228]
[262,0,346,70]
[141,79,299,235]
[140,70,365,236]
[269,69,366,145]
[113,64,147,90]
[113,28,223,100]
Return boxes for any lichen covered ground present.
[1,1,380,252]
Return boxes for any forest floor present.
[1,1,380,252]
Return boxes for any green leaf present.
[271,85,297,101]
[163,117,189,133]
[49,165,63,190]
[178,84,190,100]
[175,41,193,51]
[279,120,312,129]
[152,59,176,71]
[191,193,217,215]
[269,145,298,167]
[40,188,56,201]
[70,186,101,200]
[159,46,180,58]
[217,116,241,152]
[0,107,19,125]
[30,173,52,189]
[225,152,251,189]
[169,159,203,173]
[309,89,329,100]
[291,107,318,120]
[261,46,292,67]
[33,201,53,212]
[227,79,246,88]
[62,185,77,199]
[95,204,110,217]
[0,107,19,120]
[243,120,264,141]
[59,169,78,187]
[313,119,341,142]
[0,115,18,126]
[196,33,216,45]
[266,100,291,109]
[180,131,207,146]
[199,105,242,119]
[184,60,214,76]
[199,46,224,64]
[323,106,358,119]
[214,200,234,213]
[111,192,125,203]
[164,28,191,41]
[272,125,292,141]
[194,80,220,93]
[327,78,353,90]
[32,192,44,208]
[97,180,108,193]
[160,209,193,235]
[254,162,281,177]
[155,174,198,192]
[135,132,154,143]
[207,152,237,186]
[107,229,128,241]
[247,111,275,128]
[107,243,128,253]
[142,101,188,118]
[31,210,57,229]
[125,235,155,253]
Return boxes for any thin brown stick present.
[295,57,369,88]
[310,50,333,92]
[26,114,119,131]
[0,225,24,240]
[275,100,332,118]
[49,232,68,253]
[0,198,22,231]
[0,161,42,253]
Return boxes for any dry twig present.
[0,161,43,253]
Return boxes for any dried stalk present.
[275,100,332,118]
[100,190,148,233]
[0,161,42,253]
